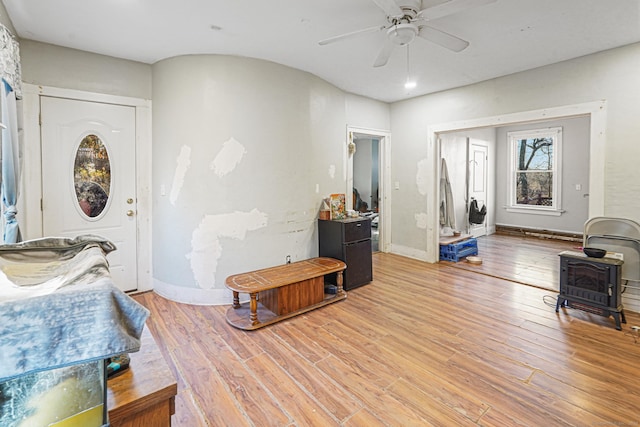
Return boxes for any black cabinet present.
[318,218,372,290]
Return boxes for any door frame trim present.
[346,125,391,253]
[426,100,606,263]
[20,84,153,292]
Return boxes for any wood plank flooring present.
[443,233,578,291]
[133,235,640,426]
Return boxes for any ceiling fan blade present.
[371,0,403,18]
[373,39,395,67]
[419,0,497,21]
[418,26,469,52]
[319,25,385,46]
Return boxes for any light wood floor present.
[443,233,578,291]
[134,235,640,426]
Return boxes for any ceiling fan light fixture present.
[387,23,418,46]
[404,44,416,91]
[404,80,416,89]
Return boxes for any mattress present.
[0,235,149,381]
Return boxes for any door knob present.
[126,210,135,217]
[127,198,134,204]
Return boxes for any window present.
[74,134,111,218]
[507,127,562,215]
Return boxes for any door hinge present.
[39,113,42,126]
[40,198,43,211]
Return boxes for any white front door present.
[468,140,488,238]
[41,97,138,292]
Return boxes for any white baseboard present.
[152,278,235,305]
[389,244,429,262]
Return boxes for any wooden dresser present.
[107,327,177,426]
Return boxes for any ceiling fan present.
[319,0,497,67]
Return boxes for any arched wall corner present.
[151,54,353,302]
[426,100,607,263]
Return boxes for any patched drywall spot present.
[187,209,268,289]
[170,145,191,205]
[309,90,327,126]
[416,159,429,196]
[211,137,247,177]
[328,164,336,179]
[415,212,428,229]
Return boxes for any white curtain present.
[0,24,22,243]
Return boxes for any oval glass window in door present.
[74,134,111,218]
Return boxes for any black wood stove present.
[556,251,626,330]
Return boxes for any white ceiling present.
[3,0,640,103]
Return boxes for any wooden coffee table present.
[225,257,346,330]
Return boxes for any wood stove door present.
[560,257,618,308]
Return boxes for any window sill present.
[505,207,564,216]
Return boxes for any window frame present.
[506,127,563,216]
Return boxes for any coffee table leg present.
[250,293,259,325]
[336,271,344,294]
[232,291,240,308]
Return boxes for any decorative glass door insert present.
[73,134,111,218]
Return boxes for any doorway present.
[353,134,379,251]
[439,132,493,239]
[41,97,138,292]
[346,126,390,253]
[467,140,489,238]
[20,84,153,292]
[428,101,606,263]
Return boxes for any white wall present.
[345,93,390,131]
[19,40,152,100]
[439,134,467,233]
[15,28,640,307]
[151,55,389,304]
[0,3,16,33]
[495,116,590,233]
[390,42,640,262]
[14,38,390,304]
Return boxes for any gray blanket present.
[0,235,149,381]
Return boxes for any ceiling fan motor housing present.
[395,0,422,16]
[385,0,421,46]
[319,0,490,66]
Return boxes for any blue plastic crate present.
[440,238,478,262]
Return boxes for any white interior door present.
[468,140,488,238]
[41,97,138,292]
